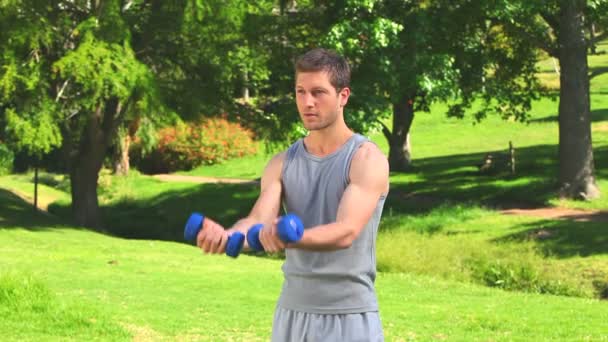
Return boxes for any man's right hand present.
[258,218,286,253]
[196,217,228,254]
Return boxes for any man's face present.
[295,71,350,131]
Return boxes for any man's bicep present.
[335,183,381,233]
[336,144,389,234]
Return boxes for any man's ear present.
[339,87,351,107]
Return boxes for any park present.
[1,1,607,341]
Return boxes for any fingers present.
[196,218,226,254]
[210,232,227,254]
[259,223,286,253]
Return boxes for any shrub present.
[135,117,257,173]
[0,142,14,175]
[468,258,582,297]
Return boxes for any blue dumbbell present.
[246,213,304,252]
[184,213,245,258]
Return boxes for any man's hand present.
[258,218,286,253]
[196,217,228,254]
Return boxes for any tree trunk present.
[385,96,415,172]
[588,22,597,55]
[112,130,130,176]
[34,166,39,211]
[70,99,124,228]
[557,0,600,200]
[71,155,103,228]
[242,70,250,103]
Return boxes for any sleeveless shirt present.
[277,133,387,314]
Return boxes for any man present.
[197,48,389,341]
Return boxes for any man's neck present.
[303,125,354,157]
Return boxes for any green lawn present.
[537,39,608,93]
[1,193,607,341]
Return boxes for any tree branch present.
[539,11,559,33]
[55,79,70,102]
[377,119,393,145]
[590,31,608,46]
[505,21,559,57]
[589,67,608,80]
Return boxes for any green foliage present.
[53,28,154,111]
[468,258,581,297]
[5,105,62,156]
[0,142,13,175]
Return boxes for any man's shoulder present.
[350,141,389,191]
[353,141,387,164]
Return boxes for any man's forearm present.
[228,217,260,234]
[288,222,357,251]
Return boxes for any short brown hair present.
[295,48,351,91]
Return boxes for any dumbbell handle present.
[184,213,245,258]
[246,213,304,252]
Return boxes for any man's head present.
[294,49,351,131]
[295,48,351,92]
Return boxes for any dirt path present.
[152,174,259,185]
[500,207,608,222]
[5,187,54,216]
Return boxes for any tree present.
[492,0,605,199]
[317,0,542,171]
[556,0,602,199]
[0,0,265,228]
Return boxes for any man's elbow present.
[336,229,358,249]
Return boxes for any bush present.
[135,117,257,173]
[468,258,582,297]
[0,143,14,175]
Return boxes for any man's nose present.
[304,93,315,108]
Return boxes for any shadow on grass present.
[529,108,608,123]
[494,219,608,258]
[8,141,605,244]
[385,143,607,216]
[48,182,260,243]
[0,188,71,230]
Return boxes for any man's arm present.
[198,152,285,254]
[226,152,286,250]
[288,142,389,251]
[228,152,285,232]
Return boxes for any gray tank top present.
[278,133,387,314]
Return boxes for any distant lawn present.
[537,39,608,93]
[180,94,608,211]
[1,195,607,341]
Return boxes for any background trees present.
[1,0,605,228]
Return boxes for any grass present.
[0,272,129,341]
[537,39,608,93]
[1,195,607,341]
[3,162,607,301]
[181,94,608,210]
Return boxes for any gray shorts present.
[271,306,384,342]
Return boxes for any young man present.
[197,48,389,341]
